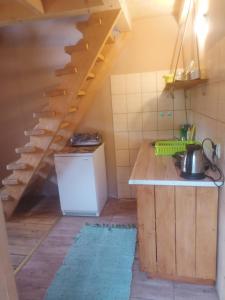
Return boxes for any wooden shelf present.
[165,79,208,91]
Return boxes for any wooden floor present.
[8,197,219,300]
[7,196,60,272]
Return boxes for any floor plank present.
[8,197,218,300]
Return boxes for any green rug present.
[45,224,137,300]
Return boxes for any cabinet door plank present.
[176,187,196,277]
[155,186,176,275]
[137,186,157,273]
[196,187,218,280]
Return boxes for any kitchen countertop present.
[129,141,222,187]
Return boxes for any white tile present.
[142,93,158,112]
[112,95,127,113]
[158,130,174,139]
[174,90,186,110]
[129,132,143,149]
[158,91,173,111]
[115,150,130,167]
[158,111,173,130]
[127,94,142,113]
[174,110,187,130]
[141,72,157,93]
[129,149,139,166]
[125,73,141,94]
[117,166,131,183]
[128,113,142,131]
[117,183,131,198]
[110,74,125,94]
[142,112,157,131]
[114,132,129,149]
[142,131,158,140]
[113,114,128,131]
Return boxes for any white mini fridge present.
[54,144,107,216]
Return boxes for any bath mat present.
[45,224,137,300]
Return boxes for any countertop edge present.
[128,179,222,187]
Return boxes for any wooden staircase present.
[0,9,122,219]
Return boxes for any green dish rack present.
[155,140,197,156]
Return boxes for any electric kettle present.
[181,144,206,179]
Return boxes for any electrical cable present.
[202,138,224,187]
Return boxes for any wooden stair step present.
[55,65,78,77]
[60,122,71,129]
[24,129,53,137]
[0,189,13,201]
[2,177,23,186]
[97,54,105,62]
[68,106,78,113]
[77,90,86,97]
[87,72,95,80]
[107,33,116,44]
[65,40,89,55]
[76,17,102,31]
[43,156,55,167]
[44,89,67,97]
[15,145,42,154]
[53,135,66,143]
[33,111,61,119]
[6,161,32,171]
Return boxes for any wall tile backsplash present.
[111,71,191,198]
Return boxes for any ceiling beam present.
[17,0,45,14]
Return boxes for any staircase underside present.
[0,9,128,219]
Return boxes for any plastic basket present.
[155,140,197,156]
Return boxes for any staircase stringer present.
[1,9,124,219]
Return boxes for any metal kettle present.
[181,144,206,179]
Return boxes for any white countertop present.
[129,141,222,187]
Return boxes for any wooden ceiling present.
[0,0,183,28]
[0,0,107,27]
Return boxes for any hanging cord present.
[202,138,224,187]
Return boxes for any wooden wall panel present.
[137,186,156,273]
[155,186,176,275]
[196,187,218,280]
[0,201,18,300]
[175,186,196,277]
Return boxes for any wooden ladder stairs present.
[0,9,122,219]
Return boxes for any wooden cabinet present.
[137,185,218,284]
